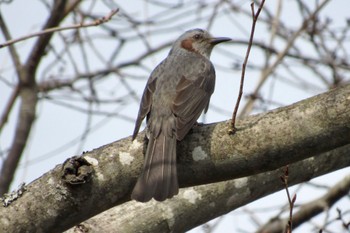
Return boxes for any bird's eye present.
[193,34,202,40]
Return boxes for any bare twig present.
[0,84,20,134]
[239,0,331,117]
[0,12,22,77]
[230,0,265,132]
[280,166,296,233]
[257,174,350,233]
[0,9,118,49]
[336,208,350,230]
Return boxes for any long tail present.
[131,131,179,202]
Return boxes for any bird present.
[131,28,231,202]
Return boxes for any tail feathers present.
[131,132,179,202]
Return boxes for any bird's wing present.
[172,65,215,140]
[132,73,157,140]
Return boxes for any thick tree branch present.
[0,0,78,195]
[65,145,350,233]
[0,84,349,232]
[0,86,38,195]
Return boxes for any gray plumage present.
[131,29,231,202]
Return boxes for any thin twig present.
[257,175,350,232]
[238,0,330,117]
[0,12,22,77]
[0,84,20,133]
[230,0,265,132]
[281,166,297,233]
[0,9,119,49]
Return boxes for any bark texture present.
[0,84,349,233]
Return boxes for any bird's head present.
[173,28,231,58]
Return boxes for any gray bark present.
[0,84,349,233]
[65,145,350,233]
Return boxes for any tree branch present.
[0,84,19,133]
[239,0,331,116]
[0,12,22,77]
[257,174,350,233]
[0,0,74,195]
[0,9,118,49]
[231,0,265,130]
[0,83,349,232]
[64,145,350,233]
[0,88,37,195]
[24,0,68,79]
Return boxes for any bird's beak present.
[210,37,231,45]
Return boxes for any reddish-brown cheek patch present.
[181,38,196,52]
